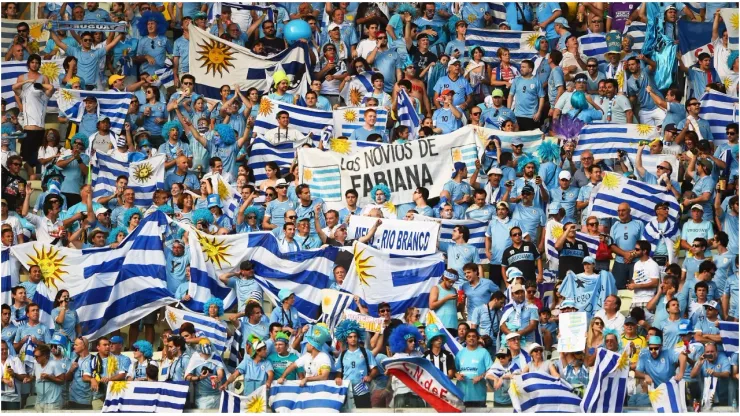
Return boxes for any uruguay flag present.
[719,321,739,358]
[578,33,608,63]
[220,387,267,413]
[253,96,333,138]
[649,379,687,413]
[183,224,238,313]
[164,306,228,355]
[1,246,19,306]
[102,381,190,412]
[581,348,629,413]
[339,72,375,107]
[56,88,132,134]
[332,106,389,138]
[269,380,349,413]
[383,356,465,412]
[465,28,543,63]
[588,172,680,225]
[413,214,488,262]
[91,153,166,208]
[509,373,582,413]
[699,90,739,148]
[575,123,660,162]
[397,89,420,139]
[247,138,302,183]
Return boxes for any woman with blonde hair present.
[586,317,605,350]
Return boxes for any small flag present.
[649,379,687,413]
[220,387,268,413]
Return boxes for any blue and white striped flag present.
[488,3,507,26]
[269,380,349,413]
[588,172,680,224]
[623,22,647,53]
[581,348,629,413]
[183,224,238,313]
[247,138,300,185]
[319,289,353,331]
[509,372,582,413]
[91,153,166,208]
[414,214,487,261]
[13,211,175,339]
[164,306,228,355]
[545,221,599,269]
[218,3,276,23]
[720,9,739,50]
[699,90,739,147]
[1,59,64,112]
[302,165,342,202]
[719,321,739,358]
[1,20,49,57]
[220,387,267,413]
[253,96,333,137]
[649,379,687,413]
[480,127,544,155]
[579,33,608,63]
[342,241,445,318]
[424,309,463,355]
[465,28,544,63]
[203,173,241,219]
[332,106,389,138]
[339,72,375,107]
[574,123,659,162]
[151,57,175,89]
[102,381,190,412]
[225,326,242,371]
[1,246,19,306]
[397,89,420,139]
[57,89,132,134]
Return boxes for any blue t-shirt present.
[433,107,463,134]
[447,243,479,278]
[548,186,580,223]
[295,199,326,234]
[461,278,500,318]
[374,48,402,93]
[265,199,297,227]
[690,175,716,221]
[334,347,377,386]
[511,204,546,242]
[59,154,90,194]
[609,219,644,263]
[536,3,562,39]
[433,75,473,107]
[140,102,167,137]
[627,70,662,111]
[227,277,262,309]
[349,126,387,142]
[485,219,522,265]
[66,46,107,86]
[636,348,678,387]
[510,76,545,118]
[172,36,190,74]
[547,66,565,107]
[455,347,493,402]
[50,307,78,339]
[136,35,172,74]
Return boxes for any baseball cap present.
[95,207,110,216]
[510,283,525,293]
[559,299,577,309]
[511,137,523,146]
[487,167,503,176]
[440,88,455,96]
[108,74,125,86]
[554,17,570,28]
[496,347,510,356]
[677,319,694,335]
[110,335,124,344]
[582,256,595,264]
[447,58,461,67]
[335,223,347,231]
[663,123,678,133]
[491,88,505,98]
[559,171,572,181]
[703,300,719,310]
[327,22,341,31]
[697,158,713,173]
[521,184,535,194]
[83,95,97,102]
[275,178,289,188]
[648,335,662,345]
[455,20,468,27]
[547,204,559,215]
[50,333,68,346]
[496,201,509,210]
[665,5,678,11]
[624,317,637,325]
[505,332,521,341]
[573,73,588,82]
[526,342,544,353]
[690,204,704,211]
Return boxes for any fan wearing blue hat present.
[276,324,332,386]
[269,289,302,336]
[49,333,71,374]
[333,320,377,408]
[634,334,687,391]
[267,332,300,381]
[109,336,132,378]
[423,324,456,378]
[187,339,226,409]
[442,161,473,219]
[206,194,234,231]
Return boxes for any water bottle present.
[732,398,737,412]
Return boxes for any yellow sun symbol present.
[322,295,333,307]
[343,110,358,123]
[107,355,118,377]
[60,89,75,103]
[217,179,230,201]
[723,76,733,90]
[109,381,128,396]
[132,163,154,184]
[197,232,232,269]
[258,97,274,117]
[616,71,624,91]
[510,379,523,398]
[452,148,462,162]
[29,22,49,42]
[617,351,630,371]
[329,138,351,154]
[349,87,363,106]
[40,62,60,81]
[167,310,178,326]
[730,12,739,30]
[648,388,663,403]
[635,124,654,136]
[303,168,314,182]
[352,246,376,286]
[246,395,266,412]
[552,224,564,239]
[383,201,397,215]
[195,39,235,77]
[526,33,540,49]
[27,245,67,290]
[602,172,621,190]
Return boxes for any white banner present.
[347,215,440,256]
[559,312,588,353]
[343,309,386,334]
[298,125,482,210]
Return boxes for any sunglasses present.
[288,215,297,219]
[407,339,416,344]
[587,222,598,226]
[510,232,522,237]
[587,65,597,68]
[648,347,661,352]
[593,322,604,326]
[656,165,669,170]
[247,215,256,219]
[82,38,93,43]
[471,111,481,116]
[133,346,140,352]
[526,290,536,294]
[692,244,703,248]
[379,308,390,313]
[9,162,21,166]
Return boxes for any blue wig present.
[157,204,174,215]
[161,119,183,140]
[244,206,263,224]
[334,319,365,344]
[534,36,548,52]
[213,124,236,147]
[203,297,224,317]
[192,208,214,225]
[603,328,622,351]
[137,11,167,37]
[570,91,589,111]
[133,340,154,359]
[370,183,391,202]
[516,153,540,174]
[396,3,417,18]
[106,227,128,245]
[537,139,561,163]
[728,50,739,70]
[389,324,421,354]
[71,132,89,150]
[122,208,142,227]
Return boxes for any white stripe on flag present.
[465,28,543,63]
[1,60,64,112]
[253,96,333,137]
[414,214,488,262]
[699,90,739,148]
[57,89,132,134]
[574,123,659,162]
[719,321,738,358]
[623,22,646,53]
[332,106,388,138]
[579,33,608,63]
[588,172,680,224]
[397,89,420,139]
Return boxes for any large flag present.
[220,387,267,413]
[424,310,463,355]
[247,138,301,184]
[465,28,543,63]
[188,26,310,99]
[164,306,228,355]
[509,373,582,413]
[269,380,349,413]
[1,246,19,306]
[476,127,544,156]
[413,214,487,262]
[574,123,659,162]
[677,20,715,68]
[545,221,599,270]
[649,379,687,413]
[1,59,64,112]
[342,241,445,317]
[11,211,174,340]
[319,289,353,331]
[1,19,49,55]
[57,89,132,134]
[720,8,739,50]
[699,90,739,148]
[91,153,165,208]
[339,72,375,107]
[332,106,388,138]
[623,22,647,52]
[182,223,238,313]
[253,96,333,138]
[558,270,617,316]
[383,356,466,413]
[581,348,629,413]
[397,89,420,139]
[719,321,739,358]
[588,172,680,224]
[102,380,189,412]
[578,33,608,63]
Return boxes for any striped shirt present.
[422,349,456,376]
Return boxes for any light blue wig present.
[213,124,236,147]
[192,208,214,225]
[71,132,89,150]
[389,324,421,354]
[537,139,561,163]
[133,340,154,359]
[161,119,183,140]
[334,319,366,345]
[106,227,128,245]
[516,153,540,174]
[370,183,391,202]
[136,11,168,37]
[203,297,224,317]
[122,208,142,227]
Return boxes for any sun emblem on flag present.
[131,162,154,183]
[636,124,654,136]
[258,97,273,116]
[615,71,624,90]
[343,109,358,123]
[352,245,376,286]
[452,148,462,162]
[29,22,50,42]
[197,232,232,269]
[303,168,314,182]
[167,310,178,326]
[723,76,733,90]
[217,179,230,202]
[27,245,67,290]
[329,138,352,154]
[60,89,75,104]
[509,379,523,398]
[730,12,739,30]
[322,295,333,308]
[602,172,621,190]
[195,39,235,77]
[246,394,266,412]
[551,224,564,239]
[383,201,397,215]
[109,381,128,396]
[648,387,663,403]
[617,351,630,370]
[526,33,540,49]
[40,62,60,81]
[348,87,363,106]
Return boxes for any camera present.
[505,180,514,187]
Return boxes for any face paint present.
[197,126,208,133]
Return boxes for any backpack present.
[595,235,612,262]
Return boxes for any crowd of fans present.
[1,1,739,412]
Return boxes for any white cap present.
[505,332,521,341]
[526,342,543,353]
[327,22,341,31]
[487,167,503,176]
[447,58,460,67]
[95,207,110,216]
[690,204,704,211]
[559,170,572,180]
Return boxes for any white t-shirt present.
[632,258,660,304]
[19,82,51,129]
[37,146,59,174]
[294,351,331,378]
[24,212,64,245]
[356,39,377,59]
[263,127,306,145]
[1,355,26,403]
[594,309,625,335]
